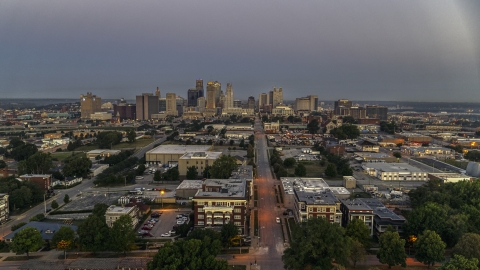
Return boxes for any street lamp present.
[160,190,165,208]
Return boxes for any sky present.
[1,0,479,102]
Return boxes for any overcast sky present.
[1,0,479,102]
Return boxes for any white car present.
[161,232,171,237]
[276,217,281,224]
[177,220,185,225]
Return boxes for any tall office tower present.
[196,79,204,96]
[334,99,353,115]
[214,81,222,104]
[165,93,178,116]
[269,87,283,107]
[188,89,200,107]
[159,98,167,112]
[218,92,225,109]
[155,87,161,99]
[258,93,268,106]
[247,96,255,110]
[206,81,216,109]
[80,92,102,119]
[366,105,388,120]
[136,93,159,120]
[197,97,206,112]
[349,107,367,119]
[295,95,318,112]
[233,100,242,108]
[225,83,234,109]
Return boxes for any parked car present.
[276,217,281,224]
[142,232,153,237]
[161,232,171,237]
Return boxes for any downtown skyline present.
[1,0,479,102]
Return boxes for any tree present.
[108,215,136,255]
[51,226,76,259]
[62,156,92,178]
[393,152,402,162]
[403,202,450,245]
[20,152,53,174]
[220,222,238,248]
[63,194,70,204]
[77,214,109,253]
[96,131,123,149]
[10,143,38,161]
[345,219,371,249]
[203,165,212,178]
[127,129,136,143]
[282,217,352,270]
[349,240,367,268]
[10,227,44,258]
[0,160,6,169]
[465,151,480,162]
[153,170,162,182]
[186,166,198,180]
[452,233,480,260]
[163,167,179,181]
[307,119,319,134]
[247,144,254,158]
[325,163,337,177]
[92,203,109,218]
[136,164,146,176]
[441,255,479,270]
[239,139,245,148]
[51,200,59,209]
[229,140,234,146]
[414,230,446,268]
[331,125,361,140]
[377,230,407,268]
[209,155,237,179]
[294,163,307,177]
[147,238,228,270]
[283,157,296,168]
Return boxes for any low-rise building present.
[264,121,280,133]
[145,145,212,165]
[356,140,379,152]
[178,151,222,176]
[343,176,356,189]
[90,164,109,176]
[19,174,52,191]
[176,180,203,203]
[428,173,472,183]
[105,205,139,228]
[354,152,397,163]
[51,176,82,187]
[362,163,428,181]
[293,189,343,224]
[402,146,454,157]
[340,199,375,236]
[359,198,405,237]
[193,179,248,234]
[4,221,77,243]
[0,194,9,223]
[86,149,121,159]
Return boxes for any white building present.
[105,205,139,228]
[362,163,428,181]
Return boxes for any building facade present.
[136,93,159,120]
[225,83,234,109]
[366,105,388,121]
[178,151,222,176]
[293,189,343,224]
[0,194,9,223]
[105,205,139,228]
[165,93,178,116]
[295,95,318,112]
[206,81,216,109]
[80,92,102,119]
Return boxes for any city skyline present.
[1,1,479,102]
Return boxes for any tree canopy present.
[441,255,479,270]
[51,226,76,259]
[62,155,92,178]
[108,215,136,254]
[377,229,407,268]
[345,219,371,249]
[96,131,123,149]
[307,119,319,134]
[414,230,446,268]
[452,233,480,261]
[186,166,198,180]
[283,217,352,270]
[208,155,237,179]
[10,227,44,258]
[330,124,360,140]
[77,214,110,253]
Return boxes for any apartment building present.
[19,174,52,191]
[340,199,374,236]
[178,151,222,176]
[0,194,9,224]
[105,205,139,228]
[293,189,343,224]
[193,179,248,234]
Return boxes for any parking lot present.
[61,192,122,211]
[140,209,191,238]
[280,148,319,161]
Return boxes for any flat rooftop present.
[179,151,222,160]
[106,205,135,214]
[364,163,424,172]
[341,198,373,211]
[429,173,471,179]
[147,145,211,155]
[176,180,203,190]
[195,179,246,198]
[295,189,340,205]
[281,177,350,197]
[360,198,405,221]
[354,152,391,158]
[230,165,254,181]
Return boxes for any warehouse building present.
[145,145,212,165]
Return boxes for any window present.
[198,215,204,219]
[330,215,334,220]
[308,208,312,212]
[234,208,241,213]
[321,208,326,212]
[234,202,242,206]
[234,215,241,219]
[234,222,241,226]
[198,221,204,225]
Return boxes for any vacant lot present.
[299,161,325,178]
[113,139,154,149]
[51,151,85,161]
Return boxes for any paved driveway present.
[148,209,191,237]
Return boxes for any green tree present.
[163,167,179,181]
[108,215,136,255]
[18,152,53,175]
[414,230,446,268]
[147,238,227,270]
[209,155,237,179]
[127,129,136,143]
[441,254,479,270]
[153,170,162,182]
[283,157,296,168]
[331,124,361,140]
[96,131,123,149]
[349,239,367,268]
[403,202,450,245]
[203,165,212,178]
[325,163,337,177]
[247,144,254,158]
[229,140,234,146]
[307,119,319,134]
[136,164,146,176]
[63,194,70,204]
[92,203,109,218]
[239,139,245,148]
[51,200,59,209]
[11,222,27,231]
[77,215,109,253]
[220,222,238,248]
[0,160,6,169]
[294,163,307,177]
[10,227,44,258]
[186,166,198,180]
[10,143,38,161]
[345,219,371,249]
[465,151,480,162]
[283,217,352,270]
[51,226,76,259]
[393,152,402,162]
[377,230,407,268]
[62,156,92,178]
[452,233,480,260]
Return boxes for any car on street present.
[276,217,281,224]
[161,232,171,237]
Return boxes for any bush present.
[11,222,27,231]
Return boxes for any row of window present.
[197,208,242,213]
[198,215,242,220]
[308,207,333,213]
[308,214,335,221]
[200,202,244,206]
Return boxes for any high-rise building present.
[269,87,283,107]
[247,96,255,110]
[188,89,200,107]
[166,93,178,116]
[136,93,159,120]
[155,87,161,99]
[197,97,206,113]
[366,105,388,121]
[159,98,166,112]
[214,81,221,104]
[80,92,102,119]
[233,100,242,108]
[206,81,216,109]
[225,83,234,109]
[113,99,136,120]
[258,93,268,106]
[196,79,204,94]
[334,99,353,115]
[295,95,318,112]
[349,107,366,119]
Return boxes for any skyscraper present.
[155,87,161,99]
[366,105,388,120]
[295,95,318,112]
[269,87,283,107]
[247,96,255,110]
[214,81,221,104]
[166,93,178,116]
[206,81,216,109]
[80,92,102,119]
[196,79,204,95]
[225,83,234,109]
[334,99,352,115]
[188,89,200,107]
[136,93,159,120]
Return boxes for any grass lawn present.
[51,151,85,161]
[113,139,154,149]
[299,160,325,178]
[445,158,468,170]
